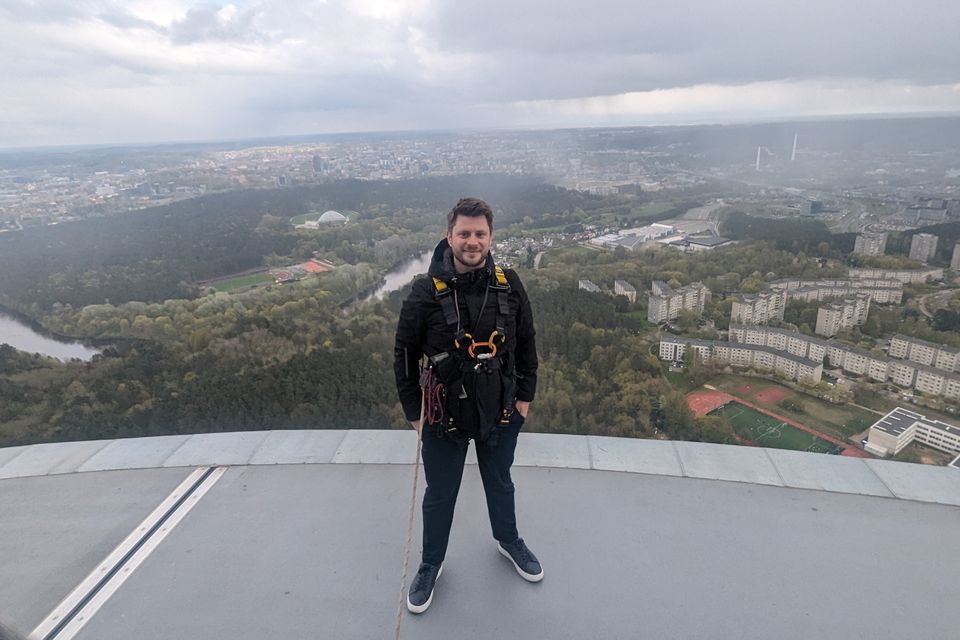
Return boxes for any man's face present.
[446,215,492,273]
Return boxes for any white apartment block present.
[888,360,918,387]
[815,294,871,338]
[730,289,786,325]
[951,242,960,272]
[865,407,960,457]
[908,233,938,263]
[728,324,828,362]
[768,278,902,305]
[614,279,637,303]
[647,281,711,323]
[853,232,888,256]
[888,335,960,373]
[728,325,960,402]
[579,279,601,293]
[848,267,944,284]
[659,336,822,384]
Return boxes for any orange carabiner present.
[467,340,498,359]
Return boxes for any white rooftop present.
[2,430,959,639]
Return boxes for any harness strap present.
[432,265,512,351]
[432,276,465,342]
[492,266,511,341]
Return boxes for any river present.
[1,251,434,360]
[366,250,433,301]
[0,312,102,361]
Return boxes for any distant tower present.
[755,146,761,171]
[951,242,960,271]
[791,133,798,161]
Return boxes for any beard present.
[452,247,488,270]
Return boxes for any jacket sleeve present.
[394,281,427,421]
[510,272,539,402]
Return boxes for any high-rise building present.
[729,290,787,325]
[950,242,960,271]
[909,233,938,263]
[853,232,887,256]
[647,281,711,323]
[614,279,637,303]
[814,294,871,338]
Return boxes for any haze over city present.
[3,0,960,148]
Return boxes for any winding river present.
[1,251,435,361]
[366,250,433,301]
[0,312,101,361]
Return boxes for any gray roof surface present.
[3,430,960,640]
[870,406,960,438]
[891,333,960,354]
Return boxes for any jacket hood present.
[427,238,495,285]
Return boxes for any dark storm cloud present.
[427,0,960,100]
[3,0,960,147]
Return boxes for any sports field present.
[711,402,844,454]
[209,272,273,292]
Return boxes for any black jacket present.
[394,239,538,430]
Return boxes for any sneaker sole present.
[406,564,443,614]
[497,543,544,582]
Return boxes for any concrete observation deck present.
[2,430,959,639]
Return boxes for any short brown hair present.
[447,197,493,233]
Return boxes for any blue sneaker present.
[497,538,543,582]
[407,562,443,613]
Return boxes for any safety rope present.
[394,396,425,638]
[421,367,445,425]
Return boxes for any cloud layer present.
[2,0,959,147]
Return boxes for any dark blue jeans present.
[420,412,524,566]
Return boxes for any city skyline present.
[3,0,960,148]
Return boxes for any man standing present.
[394,197,541,614]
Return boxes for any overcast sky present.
[2,0,960,148]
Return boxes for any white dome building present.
[318,210,347,224]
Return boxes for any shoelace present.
[508,541,535,565]
[412,565,438,591]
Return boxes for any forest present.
[2,177,957,449]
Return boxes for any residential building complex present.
[729,289,787,324]
[658,336,823,384]
[768,278,903,304]
[848,267,943,284]
[853,232,888,256]
[865,407,960,457]
[647,281,711,323]
[888,335,960,373]
[728,325,960,402]
[815,294,871,337]
[909,233,939,263]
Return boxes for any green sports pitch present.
[710,402,843,455]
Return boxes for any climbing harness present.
[425,265,515,438]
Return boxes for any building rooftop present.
[891,333,960,354]
[685,235,731,247]
[870,406,960,439]
[2,430,960,640]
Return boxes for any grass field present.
[711,402,844,454]
[711,374,878,440]
[209,272,273,292]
